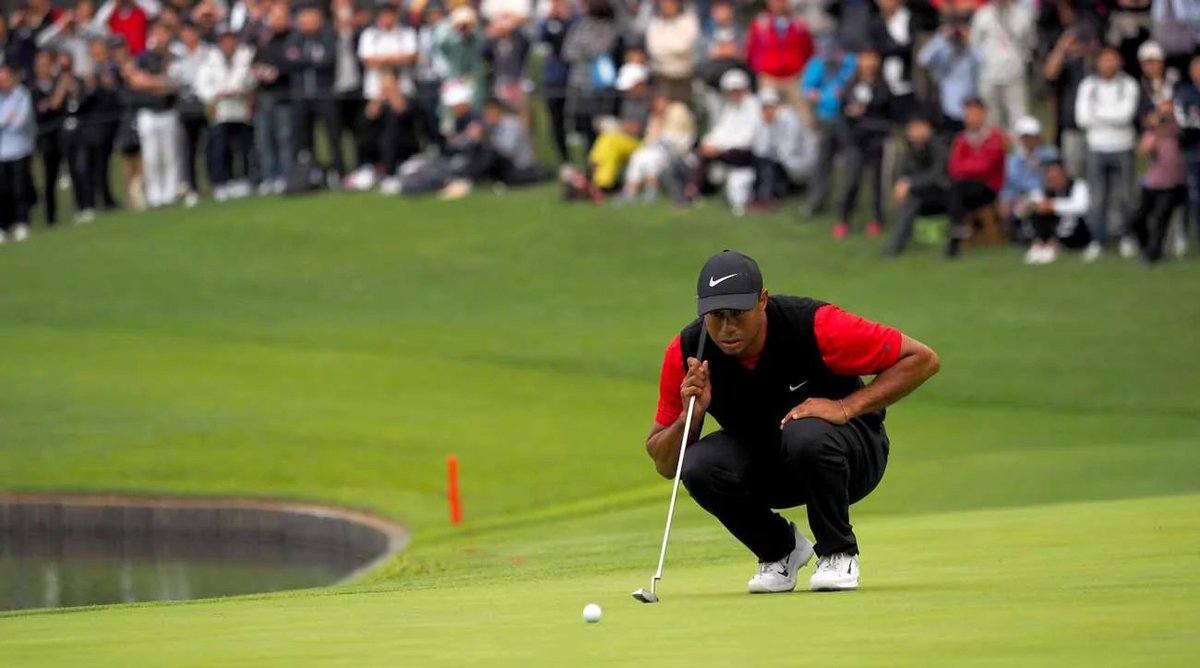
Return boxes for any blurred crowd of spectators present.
[1,0,1199,263]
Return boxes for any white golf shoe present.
[810,552,860,591]
[747,523,814,594]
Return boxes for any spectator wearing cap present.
[745,0,814,110]
[750,87,816,209]
[1076,45,1140,262]
[834,48,892,240]
[128,21,182,208]
[801,37,855,216]
[537,0,578,162]
[437,6,486,109]
[170,22,211,208]
[1177,55,1200,251]
[621,87,695,202]
[1042,21,1098,180]
[685,68,761,204]
[1000,116,1058,236]
[1129,96,1187,263]
[1135,41,1178,128]
[945,96,1005,256]
[871,0,917,123]
[969,0,1033,132]
[0,61,36,244]
[883,114,951,256]
[286,6,345,183]
[644,0,699,103]
[561,0,622,156]
[586,62,647,194]
[196,24,256,201]
[252,3,293,195]
[1022,156,1090,264]
[917,13,981,136]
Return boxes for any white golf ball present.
[582,602,602,623]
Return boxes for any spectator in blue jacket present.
[918,15,981,136]
[0,62,36,244]
[801,36,856,216]
[1000,116,1059,238]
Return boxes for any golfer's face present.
[705,305,762,357]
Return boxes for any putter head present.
[631,588,659,603]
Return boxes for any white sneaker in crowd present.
[1119,236,1138,259]
[271,178,286,195]
[1172,233,1189,258]
[1041,244,1059,264]
[183,191,199,208]
[747,523,815,594]
[74,209,96,225]
[1082,241,1103,263]
[256,180,274,196]
[213,184,230,202]
[12,223,31,242]
[810,552,860,592]
[0,229,8,244]
[1024,244,1042,265]
[230,181,252,199]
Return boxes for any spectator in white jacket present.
[969,0,1033,132]
[1075,46,1140,261]
[196,26,256,201]
[644,0,699,102]
[751,87,816,207]
[685,68,760,202]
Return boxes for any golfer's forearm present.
[646,413,703,478]
[842,341,939,419]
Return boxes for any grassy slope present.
[0,188,1198,664]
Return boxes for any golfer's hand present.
[681,357,711,418]
[781,398,850,428]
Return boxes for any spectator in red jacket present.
[946,96,1006,256]
[745,0,814,109]
[95,0,153,56]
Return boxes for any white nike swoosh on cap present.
[708,273,738,287]
[789,381,808,392]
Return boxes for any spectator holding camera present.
[918,12,981,136]
[1129,97,1186,263]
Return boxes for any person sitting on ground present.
[585,62,650,198]
[1128,98,1187,264]
[883,114,950,257]
[1000,116,1059,240]
[622,87,695,202]
[945,96,1006,257]
[478,96,551,186]
[749,87,816,210]
[684,68,760,204]
[1022,156,1090,265]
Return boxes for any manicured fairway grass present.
[1,188,1198,665]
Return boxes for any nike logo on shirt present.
[789,381,808,392]
[708,273,738,287]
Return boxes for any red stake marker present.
[447,455,462,525]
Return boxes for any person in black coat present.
[883,114,950,256]
[835,48,893,239]
[285,5,344,180]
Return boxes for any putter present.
[633,328,708,604]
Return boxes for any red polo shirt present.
[654,305,901,427]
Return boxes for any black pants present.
[545,87,569,162]
[691,148,755,194]
[38,135,60,226]
[681,416,889,561]
[754,157,791,201]
[839,136,886,226]
[1129,185,1185,263]
[292,97,346,177]
[946,179,997,255]
[90,123,118,208]
[885,184,948,254]
[357,108,420,173]
[413,79,444,152]
[0,156,34,231]
[61,129,96,212]
[208,122,254,186]
[807,119,846,213]
[179,112,207,194]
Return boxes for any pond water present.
[0,497,406,612]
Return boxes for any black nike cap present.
[696,250,763,315]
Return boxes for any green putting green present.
[1,188,1198,665]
